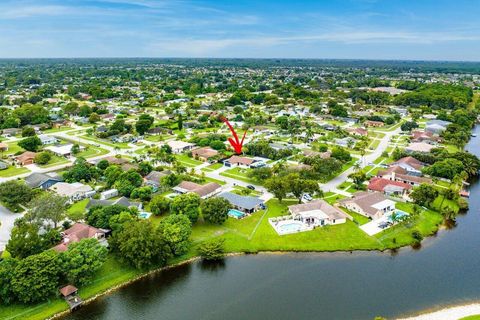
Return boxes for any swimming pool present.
[228,209,245,219]
[138,212,152,219]
[388,210,408,222]
[277,221,305,234]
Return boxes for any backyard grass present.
[0,166,30,177]
[460,315,480,320]
[431,195,460,213]
[340,208,371,225]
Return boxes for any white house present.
[166,140,196,154]
[38,134,58,145]
[100,189,118,200]
[288,200,347,227]
[339,191,395,220]
[49,182,95,203]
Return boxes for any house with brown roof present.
[173,181,222,199]
[411,130,439,144]
[391,156,425,176]
[15,151,37,166]
[339,191,396,220]
[368,177,412,197]
[350,127,368,136]
[405,142,435,153]
[53,223,108,252]
[365,120,384,127]
[191,147,219,162]
[223,155,255,168]
[303,150,331,159]
[392,173,432,186]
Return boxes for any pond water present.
[63,126,480,320]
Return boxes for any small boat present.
[471,133,477,137]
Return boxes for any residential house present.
[391,156,425,176]
[339,191,396,220]
[217,192,264,213]
[144,170,172,189]
[223,155,255,168]
[425,120,451,134]
[15,151,37,166]
[411,130,439,144]
[303,150,331,159]
[367,177,412,197]
[335,137,356,148]
[1,128,20,137]
[53,223,108,252]
[45,143,82,157]
[365,120,384,127]
[191,147,219,162]
[350,128,368,137]
[173,181,222,199]
[49,182,95,202]
[86,196,142,210]
[25,172,63,189]
[0,142,8,152]
[100,189,118,200]
[391,172,432,186]
[288,200,347,227]
[166,140,196,154]
[405,142,436,153]
[38,134,58,145]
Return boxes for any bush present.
[34,152,51,165]
[198,238,225,261]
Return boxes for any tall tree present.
[27,193,68,228]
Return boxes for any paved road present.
[320,126,401,196]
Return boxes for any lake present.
[63,126,480,320]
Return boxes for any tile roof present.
[288,200,347,220]
[218,192,264,210]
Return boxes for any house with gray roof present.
[25,172,63,189]
[425,119,451,134]
[86,196,142,210]
[217,192,264,213]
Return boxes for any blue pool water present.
[228,209,245,219]
[278,222,304,233]
[388,210,408,221]
[138,212,152,219]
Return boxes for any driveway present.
[0,205,22,251]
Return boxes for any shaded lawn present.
[37,155,70,168]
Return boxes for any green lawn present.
[37,155,70,168]
[80,135,131,149]
[174,154,203,167]
[220,167,257,184]
[4,142,24,156]
[340,208,371,225]
[460,315,480,320]
[75,145,109,159]
[201,163,223,172]
[431,195,460,213]
[42,127,73,134]
[67,199,89,218]
[0,166,30,177]
[203,176,227,186]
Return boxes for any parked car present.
[302,193,313,201]
[246,185,255,190]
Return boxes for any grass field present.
[37,155,70,168]
[174,154,203,167]
[220,167,257,184]
[80,135,131,149]
[0,166,30,177]
[75,145,109,158]
[201,163,223,172]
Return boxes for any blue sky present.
[1,0,480,60]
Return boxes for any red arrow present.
[221,117,247,154]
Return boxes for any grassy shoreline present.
[0,198,445,320]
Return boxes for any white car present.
[302,193,313,201]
